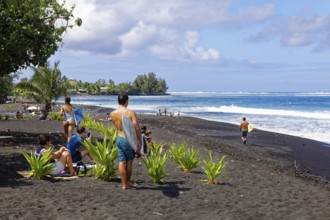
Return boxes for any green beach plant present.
[142,143,169,183]
[49,111,63,121]
[20,148,54,179]
[81,135,118,180]
[169,142,187,164]
[80,114,117,137]
[201,151,226,184]
[178,146,201,172]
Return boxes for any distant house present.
[78,89,87,93]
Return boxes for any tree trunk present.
[39,102,51,120]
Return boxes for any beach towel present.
[74,108,84,127]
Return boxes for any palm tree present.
[13,61,68,120]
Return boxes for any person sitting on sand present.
[66,126,94,163]
[240,117,249,145]
[110,93,142,190]
[60,97,75,143]
[36,134,75,176]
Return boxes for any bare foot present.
[127,181,138,187]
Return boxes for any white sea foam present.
[186,105,330,120]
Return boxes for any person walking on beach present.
[60,97,75,143]
[240,117,249,145]
[110,93,142,190]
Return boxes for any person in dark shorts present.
[66,126,94,163]
[240,117,249,145]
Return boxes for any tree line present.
[11,62,168,119]
[67,72,168,95]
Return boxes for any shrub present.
[169,142,187,164]
[20,148,54,179]
[170,142,201,172]
[142,143,169,183]
[80,114,117,137]
[201,151,226,184]
[49,111,63,121]
[81,135,118,180]
[178,146,201,172]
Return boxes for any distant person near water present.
[240,117,249,145]
[110,93,142,190]
[60,97,75,143]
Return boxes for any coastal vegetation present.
[20,147,54,180]
[66,72,168,95]
[13,62,68,119]
[142,143,169,183]
[201,151,226,184]
[79,114,118,180]
[170,142,201,173]
[81,135,118,181]
[0,0,81,103]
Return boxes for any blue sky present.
[22,0,330,92]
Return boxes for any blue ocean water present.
[62,92,330,144]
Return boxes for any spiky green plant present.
[81,135,118,180]
[80,114,117,137]
[49,111,64,121]
[20,148,54,179]
[169,142,187,164]
[142,143,169,183]
[201,151,226,184]
[178,146,201,172]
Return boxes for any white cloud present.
[250,14,330,50]
[63,1,275,61]
[150,31,220,61]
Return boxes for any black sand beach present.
[0,103,329,219]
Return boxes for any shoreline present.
[1,103,330,219]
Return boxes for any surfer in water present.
[240,117,249,145]
[110,93,142,190]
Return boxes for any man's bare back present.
[111,105,142,146]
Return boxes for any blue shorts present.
[242,131,248,137]
[116,136,135,162]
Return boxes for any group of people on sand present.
[37,93,249,189]
[37,97,95,177]
[37,94,144,190]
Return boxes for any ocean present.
[62,92,330,144]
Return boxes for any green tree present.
[13,61,68,119]
[0,0,82,77]
[133,72,168,95]
[0,73,18,103]
[116,82,134,94]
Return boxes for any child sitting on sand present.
[36,134,75,176]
